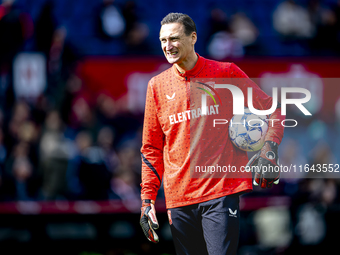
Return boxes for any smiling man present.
[159,21,198,72]
[139,13,285,255]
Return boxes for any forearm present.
[140,143,164,201]
[141,182,160,201]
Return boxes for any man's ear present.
[191,32,197,45]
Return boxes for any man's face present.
[159,23,196,65]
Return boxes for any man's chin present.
[166,56,179,64]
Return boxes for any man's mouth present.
[167,51,178,57]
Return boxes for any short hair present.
[161,13,197,36]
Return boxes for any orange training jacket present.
[141,54,284,209]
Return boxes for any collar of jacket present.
[172,53,205,81]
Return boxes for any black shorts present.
[168,194,240,255]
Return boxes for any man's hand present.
[247,141,280,188]
[140,199,159,243]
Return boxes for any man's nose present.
[165,41,173,51]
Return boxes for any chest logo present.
[166,93,175,100]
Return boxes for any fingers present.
[250,143,281,189]
[256,155,280,188]
[147,222,159,243]
[258,178,279,188]
[253,160,262,186]
[146,221,159,243]
[146,205,159,242]
[147,204,159,229]
[254,171,280,188]
[140,204,160,243]
[247,152,260,168]
[140,213,158,243]
[253,172,261,186]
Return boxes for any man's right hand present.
[140,199,159,243]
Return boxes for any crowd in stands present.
[1,0,340,57]
[0,0,144,205]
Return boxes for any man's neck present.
[175,53,198,74]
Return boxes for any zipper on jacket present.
[185,76,190,107]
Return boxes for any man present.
[140,13,284,255]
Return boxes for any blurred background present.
[0,0,340,254]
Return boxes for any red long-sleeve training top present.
[141,54,284,209]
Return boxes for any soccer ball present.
[229,108,268,152]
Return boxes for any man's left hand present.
[246,141,280,188]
